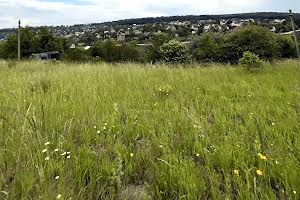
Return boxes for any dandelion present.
[93,126,97,129]
[97,130,101,134]
[234,169,239,176]
[256,169,263,176]
[130,153,134,157]
[103,126,107,130]
[293,191,296,194]
[45,156,50,161]
[56,194,62,199]
[196,153,200,157]
[54,148,59,152]
[258,153,267,160]
[45,142,50,146]
[42,149,48,153]
[55,176,60,180]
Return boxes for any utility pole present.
[289,10,300,59]
[18,20,21,61]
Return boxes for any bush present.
[193,33,219,62]
[91,40,142,62]
[159,39,189,63]
[239,51,264,71]
[63,48,91,62]
[223,25,279,63]
[147,33,171,62]
[276,36,296,58]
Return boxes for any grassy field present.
[0,60,300,200]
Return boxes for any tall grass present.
[0,60,299,199]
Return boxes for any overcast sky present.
[0,0,299,28]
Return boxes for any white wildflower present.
[45,142,50,146]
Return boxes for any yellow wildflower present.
[258,153,267,160]
[256,169,263,176]
[234,169,239,176]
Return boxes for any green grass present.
[0,60,300,200]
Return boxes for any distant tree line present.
[0,27,69,59]
[0,25,298,63]
[101,12,300,27]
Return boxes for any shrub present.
[239,51,264,71]
[91,40,141,62]
[147,33,171,62]
[276,36,296,58]
[193,33,219,62]
[159,40,189,63]
[63,48,91,62]
[224,25,279,63]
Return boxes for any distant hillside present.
[1,12,300,31]
[97,12,300,26]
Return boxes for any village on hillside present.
[0,13,299,49]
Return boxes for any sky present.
[0,0,299,28]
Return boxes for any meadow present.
[0,60,299,200]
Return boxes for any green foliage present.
[239,51,264,71]
[193,33,219,62]
[63,48,91,62]
[225,25,278,60]
[147,33,171,62]
[276,36,296,58]
[0,27,69,59]
[159,39,189,63]
[192,25,297,64]
[90,39,141,62]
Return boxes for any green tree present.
[35,27,57,52]
[225,25,278,60]
[276,36,296,58]
[90,39,141,62]
[147,33,171,62]
[0,27,35,59]
[159,39,189,63]
[64,48,90,62]
[193,33,219,62]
